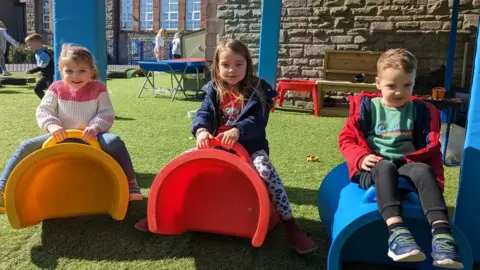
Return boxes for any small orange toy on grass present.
[307,155,320,162]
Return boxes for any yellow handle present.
[42,129,102,150]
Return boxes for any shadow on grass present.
[285,186,318,207]
[0,89,31,94]
[136,172,157,189]
[272,107,314,115]
[115,116,136,121]
[30,210,328,269]
[28,207,469,269]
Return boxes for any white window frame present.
[161,0,178,30]
[186,0,201,30]
[120,0,133,30]
[140,0,154,30]
[42,0,50,30]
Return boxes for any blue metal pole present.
[452,9,480,262]
[444,0,460,92]
[442,0,460,122]
[258,0,282,87]
[53,0,107,82]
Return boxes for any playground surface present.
[0,74,469,269]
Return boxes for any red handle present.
[205,137,251,164]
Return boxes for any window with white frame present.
[186,0,201,30]
[161,0,178,30]
[120,0,133,30]
[42,0,50,30]
[140,0,154,30]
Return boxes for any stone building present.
[23,0,207,63]
[9,0,480,97]
[205,0,479,105]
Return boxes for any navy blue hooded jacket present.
[191,78,277,155]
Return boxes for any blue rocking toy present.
[317,163,473,270]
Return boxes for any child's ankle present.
[432,221,451,235]
[387,222,406,235]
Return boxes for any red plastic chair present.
[147,138,280,247]
[272,79,319,116]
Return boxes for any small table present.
[272,79,319,116]
[418,97,468,166]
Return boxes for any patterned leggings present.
[183,148,293,220]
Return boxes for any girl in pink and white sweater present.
[0,45,142,212]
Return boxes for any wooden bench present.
[316,50,382,115]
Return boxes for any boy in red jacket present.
[338,49,462,268]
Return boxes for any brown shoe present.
[283,218,318,254]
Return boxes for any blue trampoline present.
[137,58,205,100]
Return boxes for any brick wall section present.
[133,0,140,31]
[179,0,187,30]
[201,0,208,28]
[154,0,161,31]
[216,0,480,104]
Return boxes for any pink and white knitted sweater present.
[36,80,115,132]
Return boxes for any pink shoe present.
[128,179,143,201]
[134,218,150,232]
[129,193,143,201]
[284,218,318,254]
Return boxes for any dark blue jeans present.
[0,133,136,189]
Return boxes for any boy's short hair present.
[25,33,43,43]
[377,48,417,75]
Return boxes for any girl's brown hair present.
[212,39,265,107]
[59,44,99,80]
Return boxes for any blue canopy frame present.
[52,0,480,262]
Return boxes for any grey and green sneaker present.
[432,233,463,269]
[388,227,426,262]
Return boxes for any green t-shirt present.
[367,98,416,160]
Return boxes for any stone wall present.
[216,0,479,106]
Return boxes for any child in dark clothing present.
[339,48,463,268]
[25,33,55,99]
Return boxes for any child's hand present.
[219,128,240,150]
[360,154,383,171]
[47,124,67,143]
[196,129,213,149]
[82,126,99,142]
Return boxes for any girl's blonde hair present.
[212,39,266,107]
[157,28,166,37]
[59,44,99,80]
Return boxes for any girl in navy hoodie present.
[135,39,317,254]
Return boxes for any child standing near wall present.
[154,28,166,60]
[171,32,181,59]
[0,21,20,76]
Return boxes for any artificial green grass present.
[0,74,466,269]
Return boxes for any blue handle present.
[361,178,419,204]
